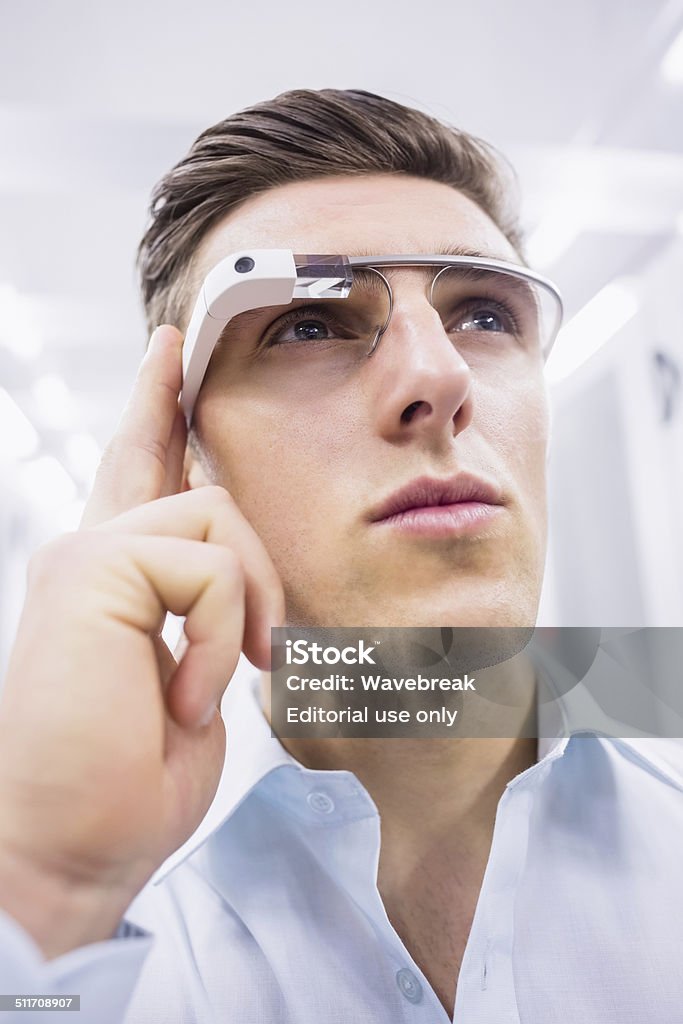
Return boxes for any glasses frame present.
[179,250,564,426]
[342,254,564,358]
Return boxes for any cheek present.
[476,372,549,496]
[195,390,360,522]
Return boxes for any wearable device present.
[180,251,353,425]
[179,249,563,426]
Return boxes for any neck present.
[258,660,538,854]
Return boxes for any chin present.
[290,598,540,630]
[363,577,542,629]
[370,607,538,629]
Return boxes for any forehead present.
[194,173,519,282]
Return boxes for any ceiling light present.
[661,27,683,84]
[545,279,639,383]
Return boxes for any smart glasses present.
[180,251,564,425]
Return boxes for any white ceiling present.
[1,0,683,474]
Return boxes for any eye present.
[449,300,518,335]
[460,309,505,332]
[264,307,341,346]
[273,317,331,343]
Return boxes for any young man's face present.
[187,173,550,627]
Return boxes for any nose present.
[370,296,475,445]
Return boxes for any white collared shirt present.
[2,660,683,1023]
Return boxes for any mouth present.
[367,473,505,539]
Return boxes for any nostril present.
[401,401,423,424]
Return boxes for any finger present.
[121,534,246,730]
[160,406,188,499]
[81,325,184,528]
[89,486,285,670]
[161,710,227,853]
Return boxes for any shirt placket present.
[452,769,544,1024]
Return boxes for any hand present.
[0,325,284,957]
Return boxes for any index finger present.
[81,324,185,528]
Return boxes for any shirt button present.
[306,789,335,814]
[396,967,423,1004]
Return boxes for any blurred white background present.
[2,0,683,677]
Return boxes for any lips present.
[368,473,504,523]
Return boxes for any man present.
[0,88,681,1023]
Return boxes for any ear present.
[180,443,213,492]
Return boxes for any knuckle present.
[26,532,83,585]
[94,440,164,511]
[92,440,124,484]
[26,529,127,588]
[98,433,167,483]
[153,375,181,403]
[24,532,94,589]
[127,434,168,473]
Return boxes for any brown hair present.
[135,88,525,338]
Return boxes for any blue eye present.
[263,306,348,346]
[462,310,504,331]
[274,316,333,343]
[452,302,516,334]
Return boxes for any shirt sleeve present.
[0,906,153,1024]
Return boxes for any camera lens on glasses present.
[234,257,255,274]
